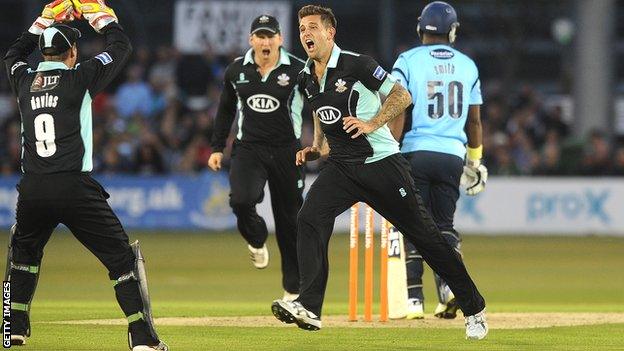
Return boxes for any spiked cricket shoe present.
[248,244,269,269]
[271,299,321,331]
[406,298,425,319]
[465,309,488,340]
[283,291,299,302]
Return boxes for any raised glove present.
[72,0,118,32]
[460,159,488,196]
[29,0,76,35]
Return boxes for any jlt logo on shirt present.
[30,73,60,92]
[316,106,342,124]
[247,94,280,113]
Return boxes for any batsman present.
[3,1,167,349]
[389,1,488,321]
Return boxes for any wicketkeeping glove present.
[72,0,118,33]
[29,0,77,35]
[460,159,488,196]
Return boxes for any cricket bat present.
[387,225,408,319]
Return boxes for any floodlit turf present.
[1,231,623,350]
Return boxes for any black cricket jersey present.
[298,44,400,164]
[211,48,305,152]
[3,23,132,174]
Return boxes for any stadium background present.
[1,0,623,234]
[0,1,623,350]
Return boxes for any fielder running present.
[271,5,488,340]
[3,1,167,349]
[208,15,306,300]
[389,1,488,320]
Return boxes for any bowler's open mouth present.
[305,39,315,50]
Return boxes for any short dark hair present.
[298,5,337,29]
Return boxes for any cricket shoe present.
[132,341,169,351]
[248,244,269,269]
[11,335,27,346]
[406,298,424,319]
[283,291,299,302]
[271,299,321,331]
[434,288,459,319]
[465,309,488,340]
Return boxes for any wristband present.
[466,145,483,161]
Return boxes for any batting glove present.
[72,0,118,33]
[29,0,77,35]
[460,159,488,196]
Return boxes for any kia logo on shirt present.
[316,106,342,124]
[247,94,280,113]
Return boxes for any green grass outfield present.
[1,232,623,350]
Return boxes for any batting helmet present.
[417,1,460,43]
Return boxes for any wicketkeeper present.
[3,1,167,349]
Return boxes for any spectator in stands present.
[580,129,612,175]
[612,145,624,176]
[115,64,154,118]
[133,142,165,175]
[543,105,569,139]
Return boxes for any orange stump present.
[379,218,389,322]
[364,206,374,322]
[348,203,359,321]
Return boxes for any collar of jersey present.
[36,61,70,72]
[303,43,341,74]
[303,43,341,93]
[243,47,291,67]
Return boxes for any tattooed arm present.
[343,83,412,138]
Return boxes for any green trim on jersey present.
[350,81,400,164]
[290,85,304,139]
[80,91,93,171]
[378,74,396,96]
[36,61,70,72]
[234,82,244,140]
[20,108,24,173]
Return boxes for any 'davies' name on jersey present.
[3,24,132,174]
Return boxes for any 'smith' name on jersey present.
[31,93,59,110]
[392,45,483,159]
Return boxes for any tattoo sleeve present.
[369,83,412,130]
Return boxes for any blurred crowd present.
[481,86,624,176]
[0,41,623,177]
